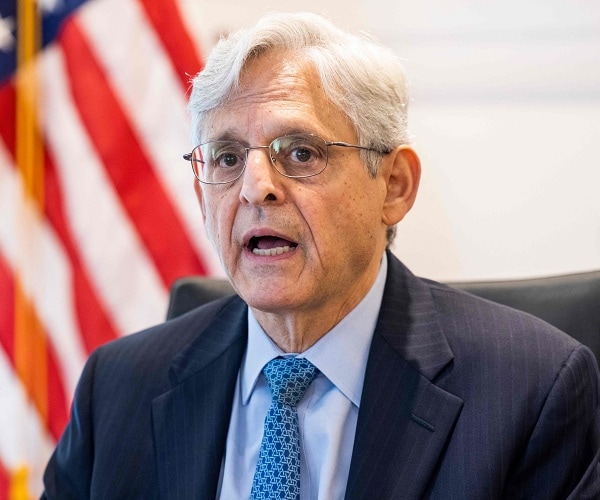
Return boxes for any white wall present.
[180,0,600,281]
[370,0,600,280]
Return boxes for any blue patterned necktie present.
[250,357,319,500]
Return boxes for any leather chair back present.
[167,271,600,362]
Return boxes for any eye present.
[218,152,241,168]
[291,146,314,163]
[278,136,325,165]
[210,143,245,169]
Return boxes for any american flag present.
[0,0,219,496]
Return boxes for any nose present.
[239,146,284,205]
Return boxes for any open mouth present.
[249,236,298,256]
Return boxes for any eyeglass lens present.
[191,134,329,184]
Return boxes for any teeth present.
[252,245,293,256]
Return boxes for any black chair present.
[166,276,236,320]
[167,271,600,362]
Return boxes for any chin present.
[238,285,300,313]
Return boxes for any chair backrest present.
[166,277,236,320]
[167,271,600,362]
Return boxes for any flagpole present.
[14,0,46,498]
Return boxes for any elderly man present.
[43,12,599,499]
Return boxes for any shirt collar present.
[241,253,388,408]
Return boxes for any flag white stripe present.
[176,0,213,58]
[78,0,223,276]
[0,139,86,400]
[40,45,168,335]
[0,348,55,496]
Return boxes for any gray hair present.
[188,12,411,243]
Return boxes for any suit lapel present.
[346,253,464,500]
[152,297,247,500]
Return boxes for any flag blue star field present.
[0,0,84,83]
[0,0,216,495]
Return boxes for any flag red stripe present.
[0,253,15,362]
[138,0,204,91]
[0,252,69,441]
[0,458,9,499]
[0,84,16,157]
[0,83,120,353]
[45,339,70,440]
[59,20,209,286]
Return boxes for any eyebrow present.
[206,126,329,144]
[203,130,243,143]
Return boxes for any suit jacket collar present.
[345,252,464,499]
[376,251,455,380]
[152,296,248,500]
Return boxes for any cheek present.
[309,194,365,248]
[336,188,382,243]
[202,199,226,250]
[339,186,369,222]
[207,198,241,257]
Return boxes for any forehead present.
[204,51,355,141]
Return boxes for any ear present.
[193,179,208,224]
[381,145,421,226]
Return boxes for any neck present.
[251,261,383,353]
[251,308,346,353]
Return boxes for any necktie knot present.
[264,357,318,407]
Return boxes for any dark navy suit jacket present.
[43,253,600,499]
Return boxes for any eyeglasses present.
[182,134,389,185]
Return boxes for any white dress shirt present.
[218,254,387,499]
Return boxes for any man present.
[43,12,599,499]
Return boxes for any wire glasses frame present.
[182,134,389,185]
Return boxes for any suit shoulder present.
[419,280,600,425]
[91,295,246,373]
[425,279,582,367]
